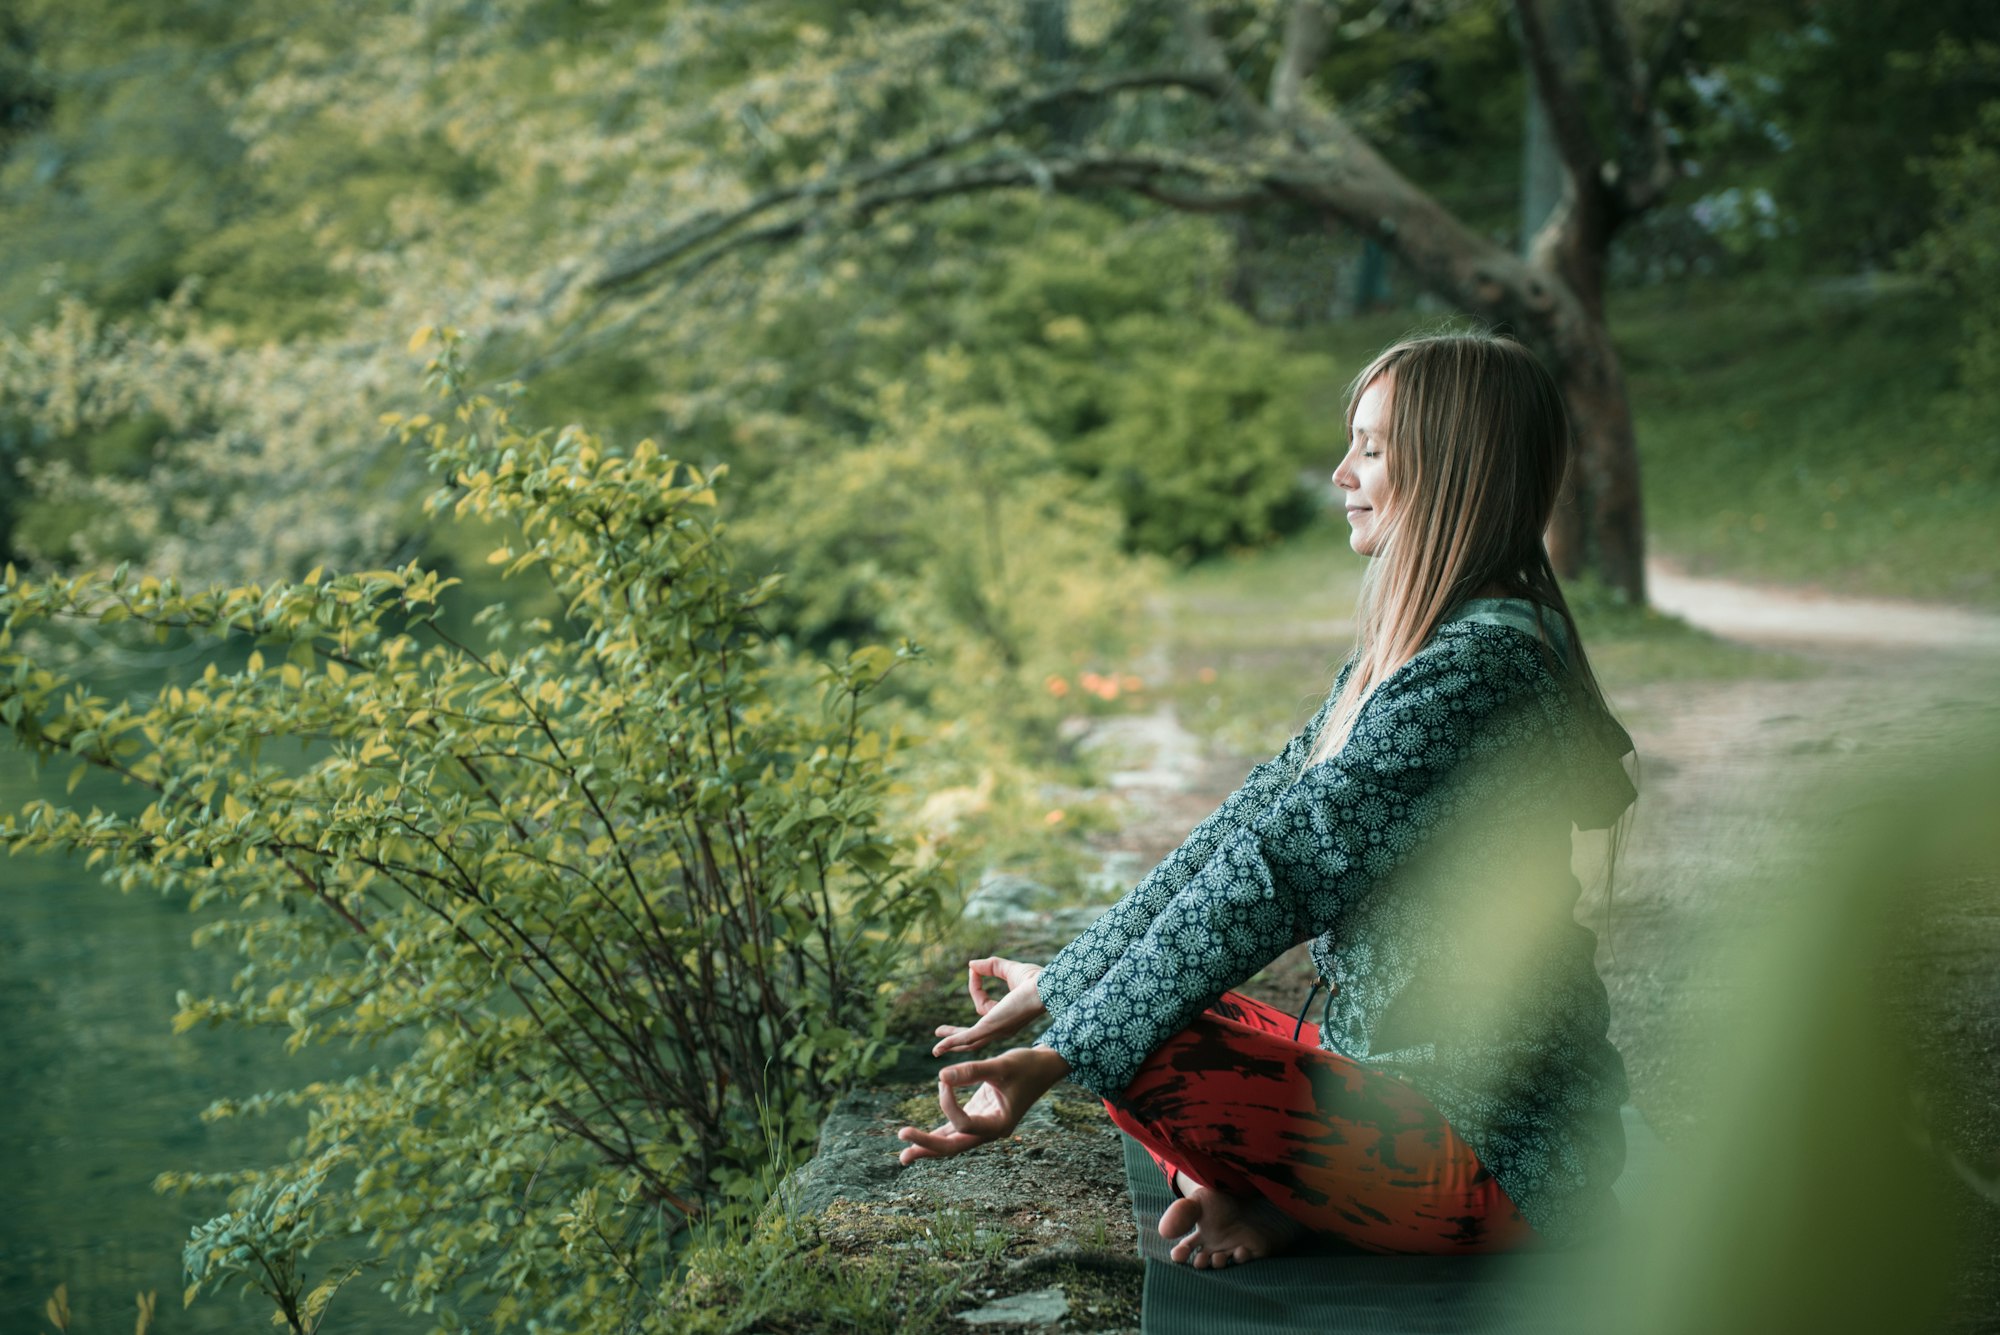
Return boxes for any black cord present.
[1291,978,1326,1044]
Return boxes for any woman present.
[895,333,1636,1268]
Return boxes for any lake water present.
[0,747,415,1331]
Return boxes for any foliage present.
[0,0,1651,604]
[0,0,267,327]
[662,195,1327,711]
[180,1148,355,1333]
[1056,324,1326,560]
[0,294,423,582]
[954,202,1334,561]
[1904,40,2000,444]
[729,351,1152,717]
[0,335,945,1330]
[1680,0,2000,272]
[38,1282,159,1335]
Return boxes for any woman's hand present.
[930,956,1047,1058]
[895,1046,1072,1165]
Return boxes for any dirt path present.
[1647,559,2000,653]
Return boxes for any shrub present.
[0,333,944,1331]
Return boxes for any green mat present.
[1123,1106,1667,1334]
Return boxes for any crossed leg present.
[1102,990,1537,1264]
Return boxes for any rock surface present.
[954,1287,1071,1326]
[775,1056,1143,1333]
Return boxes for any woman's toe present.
[1159,1198,1199,1241]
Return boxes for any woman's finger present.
[932,1025,985,1057]
[939,1073,974,1131]
[938,1061,995,1132]
[966,957,1002,1014]
[900,1119,976,1159]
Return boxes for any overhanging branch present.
[662,148,1267,276]
[591,69,1231,296]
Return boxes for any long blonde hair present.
[1306,333,1607,765]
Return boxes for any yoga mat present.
[1124,1106,1668,1335]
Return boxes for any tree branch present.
[1581,0,1679,216]
[1624,0,1698,214]
[1175,0,1280,134]
[590,70,1230,296]
[571,1,1573,399]
[1643,0,1697,107]
[1512,0,1604,196]
[609,147,1266,294]
[1131,180,1271,213]
[1582,0,1644,118]
[1268,0,1330,118]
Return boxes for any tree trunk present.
[1548,320,1647,599]
[1531,190,1647,602]
[1521,71,1579,576]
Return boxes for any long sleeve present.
[1041,639,1549,1102]
[1036,684,1345,1020]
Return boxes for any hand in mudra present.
[896,1046,1071,1165]
[929,956,1046,1058]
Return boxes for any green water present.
[0,748,415,1332]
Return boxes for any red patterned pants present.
[1104,990,1538,1255]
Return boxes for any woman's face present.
[1333,373,1393,556]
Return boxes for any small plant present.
[40,1285,158,1335]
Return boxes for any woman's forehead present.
[1350,372,1394,432]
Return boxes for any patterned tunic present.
[1037,599,1636,1245]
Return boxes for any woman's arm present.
[1041,635,1552,1102]
[1037,685,1347,1019]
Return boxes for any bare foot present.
[1157,1183,1305,1270]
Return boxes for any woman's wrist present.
[1027,1043,1072,1083]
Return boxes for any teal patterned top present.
[1037,599,1635,1245]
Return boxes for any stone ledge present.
[774,1068,1143,1332]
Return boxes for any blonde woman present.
[897,334,1635,1267]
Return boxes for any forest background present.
[1,0,1997,1332]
